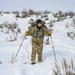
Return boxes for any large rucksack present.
[28,20,47,32]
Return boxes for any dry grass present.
[53,58,75,75]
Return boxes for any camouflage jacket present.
[28,26,49,43]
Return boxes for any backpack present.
[28,20,47,32]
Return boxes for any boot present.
[31,60,35,65]
[38,59,42,63]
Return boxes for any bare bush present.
[35,11,41,16]
[44,10,50,14]
[45,37,50,45]
[1,21,21,42]
[0,24,4,29]
[67,32,74,40]
[70,32,74,40]
[67,32,71,37]
[53,11,75,21]
[21,10,28,18]
[16,13,20,18]
[3,12,10,14]
[72,18,75,29]
[12,11,19,14]
[30,18,34,21]
[53,13,58,18]
[41,14,48,18]
[0,11,2,15]
[28,9,42,16]
[65,11,75,18]
[0,61,2,64]
[17,28,21,33]
[12,11,20,18]
[28,9,34,15]
[4,21,9,27]
[53,58,75,75]
[48,20,54,27]
[8,22,18,30]
[45,17,49,20]
[0,24,4,32]
[68,11,75,18]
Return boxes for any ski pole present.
[50,35,57,62]
[13,36,26,62]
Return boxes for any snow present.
[0,13,75,75]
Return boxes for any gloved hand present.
[24,31,29,36]
[48,31,52,36]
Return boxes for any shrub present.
[28,9,34,15]
[17,28,21,33]
[53,58,75,75]
[67,32,74,40]
[21,11,28,18]
[57,17,62,22]
[48,20,54,27]
[72,18,75,29]
[0,61,2,64]
[16,14,20,18]
[44,10,50,14]
[1,21,21,42]
[12,11,19,14]
[64,11,75,18]
[69,11,75,18]
[41,14,48,19]
[0,24,4,29]
[45,17,49,20]
[45,37,50,45]
[8,22,18,30]
[35,11,41,16]
[0,11,2,15]
[67,32,71,37]
[53,13,58,18]
[70,32,74,40]
[30,18,34,21]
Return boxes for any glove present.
[24,31,28,36]
[48,31,52,36]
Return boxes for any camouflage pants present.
[31,41,43,62]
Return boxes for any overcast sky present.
[0,0,75,12]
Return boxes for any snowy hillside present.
[0,12,75,75]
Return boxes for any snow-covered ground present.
[0,13,75,75]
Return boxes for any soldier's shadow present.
[43,50,64,60]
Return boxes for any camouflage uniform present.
[28,26,49,62]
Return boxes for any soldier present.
[24,19,52,64]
